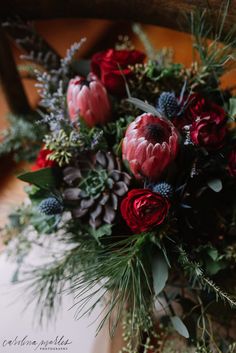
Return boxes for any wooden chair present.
[0,0,236,116]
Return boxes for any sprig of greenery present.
[190,2,236,90]
[0,114,46,162]
[69,232,154,341]
[45,124,106,166]
[177,246,236,308]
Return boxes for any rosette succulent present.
[63,151,131,228]
[122,113,179,182]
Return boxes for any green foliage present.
[69,232,154,338]
[88,224,113,243]
[23,245,82,323]
[190,4,236,90]
[18,168,58,190]
[229,98,236,120]
[45,123,106,166]
[0,114,46,162]
[196,245,227,276]
[103,116,134,155]
[152,251,169,295]
[177,246,236,307]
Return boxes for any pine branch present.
[69,232,154,339]
[190,2,236,84]
[177,246,236,308]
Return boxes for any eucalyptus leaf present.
[126,97,161,117]
[207,178,222,192]
[170,316,189,338]
[18,168,57,190]
[152,251,169,295]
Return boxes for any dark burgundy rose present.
[120,189,170,233]
[175,94,227,149]
[91,49,145,96]
[190,111,226,149]
[228,150,236,177]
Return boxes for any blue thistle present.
[152,182,174,198]
[38,197,63,215]
[157,92,179,119]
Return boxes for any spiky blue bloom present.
[152,182,174,198]
[157,92,179,119]
[38,197,63,215]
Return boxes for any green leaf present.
[170,316,189,338]
[18,168,57,190]
[205,257,227,275]
[206,247,218,261]
[90,224,113,241]
[207,178,222,192]
[229,97,236,118]
[152,251,169,295]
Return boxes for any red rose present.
[32,148,56,171]
[91,49,145,96]
[228,150,236,177]
[121,189,170,233]
[179,94,226,149]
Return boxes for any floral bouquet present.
[2,11,236,353]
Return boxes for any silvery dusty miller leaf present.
[152,251,169,295]
[171,316,189,338]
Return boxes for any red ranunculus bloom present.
[32,148,55,171]
[228,150,236,177]
[121,189,170,233]
[122,113,179,182]
[91,49,145,96]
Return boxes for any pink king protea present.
[122,113,179,181]
[67,74,111,127]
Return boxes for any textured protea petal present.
[67,75,111,127]
[122,113,179,181]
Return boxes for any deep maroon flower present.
[228,150,236,177]
[32,147,55,171]
[91,49,145,96]
[121,189,170,233]
[190,113,226,149]
[122,113,179,181]
[67,74,111,127]
[174,94,227,149]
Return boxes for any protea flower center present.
[144,124,171,144]
[122,113,179,181]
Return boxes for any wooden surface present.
[0,27,30,115]
[1,0,236,39]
